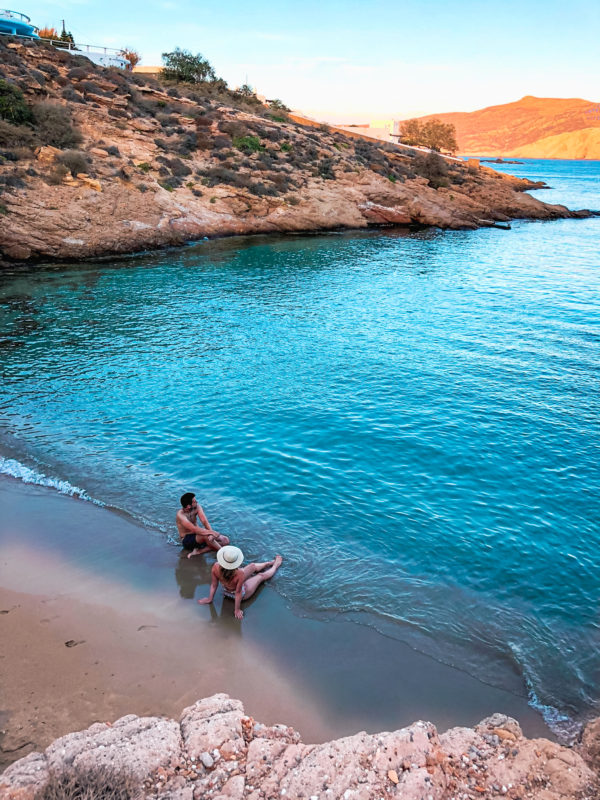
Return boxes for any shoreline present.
[2,207,597,273]
[0,475,554,771]
[1,203,595,270]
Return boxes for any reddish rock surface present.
[1,695,598,800]
[0,40,592,265]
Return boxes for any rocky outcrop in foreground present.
[0,38,593,264]
[1,694,599,800]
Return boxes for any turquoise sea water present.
[1,159,599,737]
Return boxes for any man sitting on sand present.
[176,492,229,558]
[197,546,283,619]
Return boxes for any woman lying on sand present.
[197,546,283,619]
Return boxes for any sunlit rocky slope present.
[0,40,592,264]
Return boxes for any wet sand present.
[0,475,552,770]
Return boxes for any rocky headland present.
[1,694,599,800]
[0,38,592,265]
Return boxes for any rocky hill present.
[2,694,600,800]
[417,96,600,159]
[0,40,593,264]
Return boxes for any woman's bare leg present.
[242,555,283,600]
[241,561,272,580]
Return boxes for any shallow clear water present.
[1,159,599,736]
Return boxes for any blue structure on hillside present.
[0,9,39,37]
[0,9,128,68]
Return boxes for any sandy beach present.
[0,475,552,771]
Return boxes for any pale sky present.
[22,0,600,122]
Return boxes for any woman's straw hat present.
[217,545,244,570]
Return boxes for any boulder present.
[580,716,600,771]
[35,146,61,164]
[1,695,598,800]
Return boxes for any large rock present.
[44,715,182,780]
[180,694,246,759]
[580,716,600,771]
[1,695,598,800]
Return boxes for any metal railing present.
[0,9,32,22]
[39,37,127,56]
[0,28,127,60]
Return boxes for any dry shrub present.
[413,151,449,188]
[32,102,82,149]
[219,119,247,138]
[35,765,138,800]
[195,114,215,128]
[0,119,37,148]
[45,164,69,185]
[195,132,212,150]
[212,134,231,149]
[57,149,89,176]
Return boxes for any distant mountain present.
[416,96,600,159]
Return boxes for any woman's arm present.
[234,573,245,619]
[197,566,219,605]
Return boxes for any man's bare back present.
[177,493,229,558]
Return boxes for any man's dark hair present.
[180,492,195,508]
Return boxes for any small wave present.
[0,455,103,505]
[525,681,582,744]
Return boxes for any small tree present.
[421,119,457,153]
[400,118,457,154]
[38,26,59,40]
[268,98,290,112]
[398,118,422,146]
[161,48,217,83]
[55,29,76,50]
[236,83,255,98]
[119,48,141,70]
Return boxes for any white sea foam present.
[523,675,582,744]
[0,455,103,505]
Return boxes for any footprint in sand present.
[64,640,86,648]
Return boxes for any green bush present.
[0,80,33,125]
[162,48,217,83]
[32,102,82,149]
[232,134,264,153]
